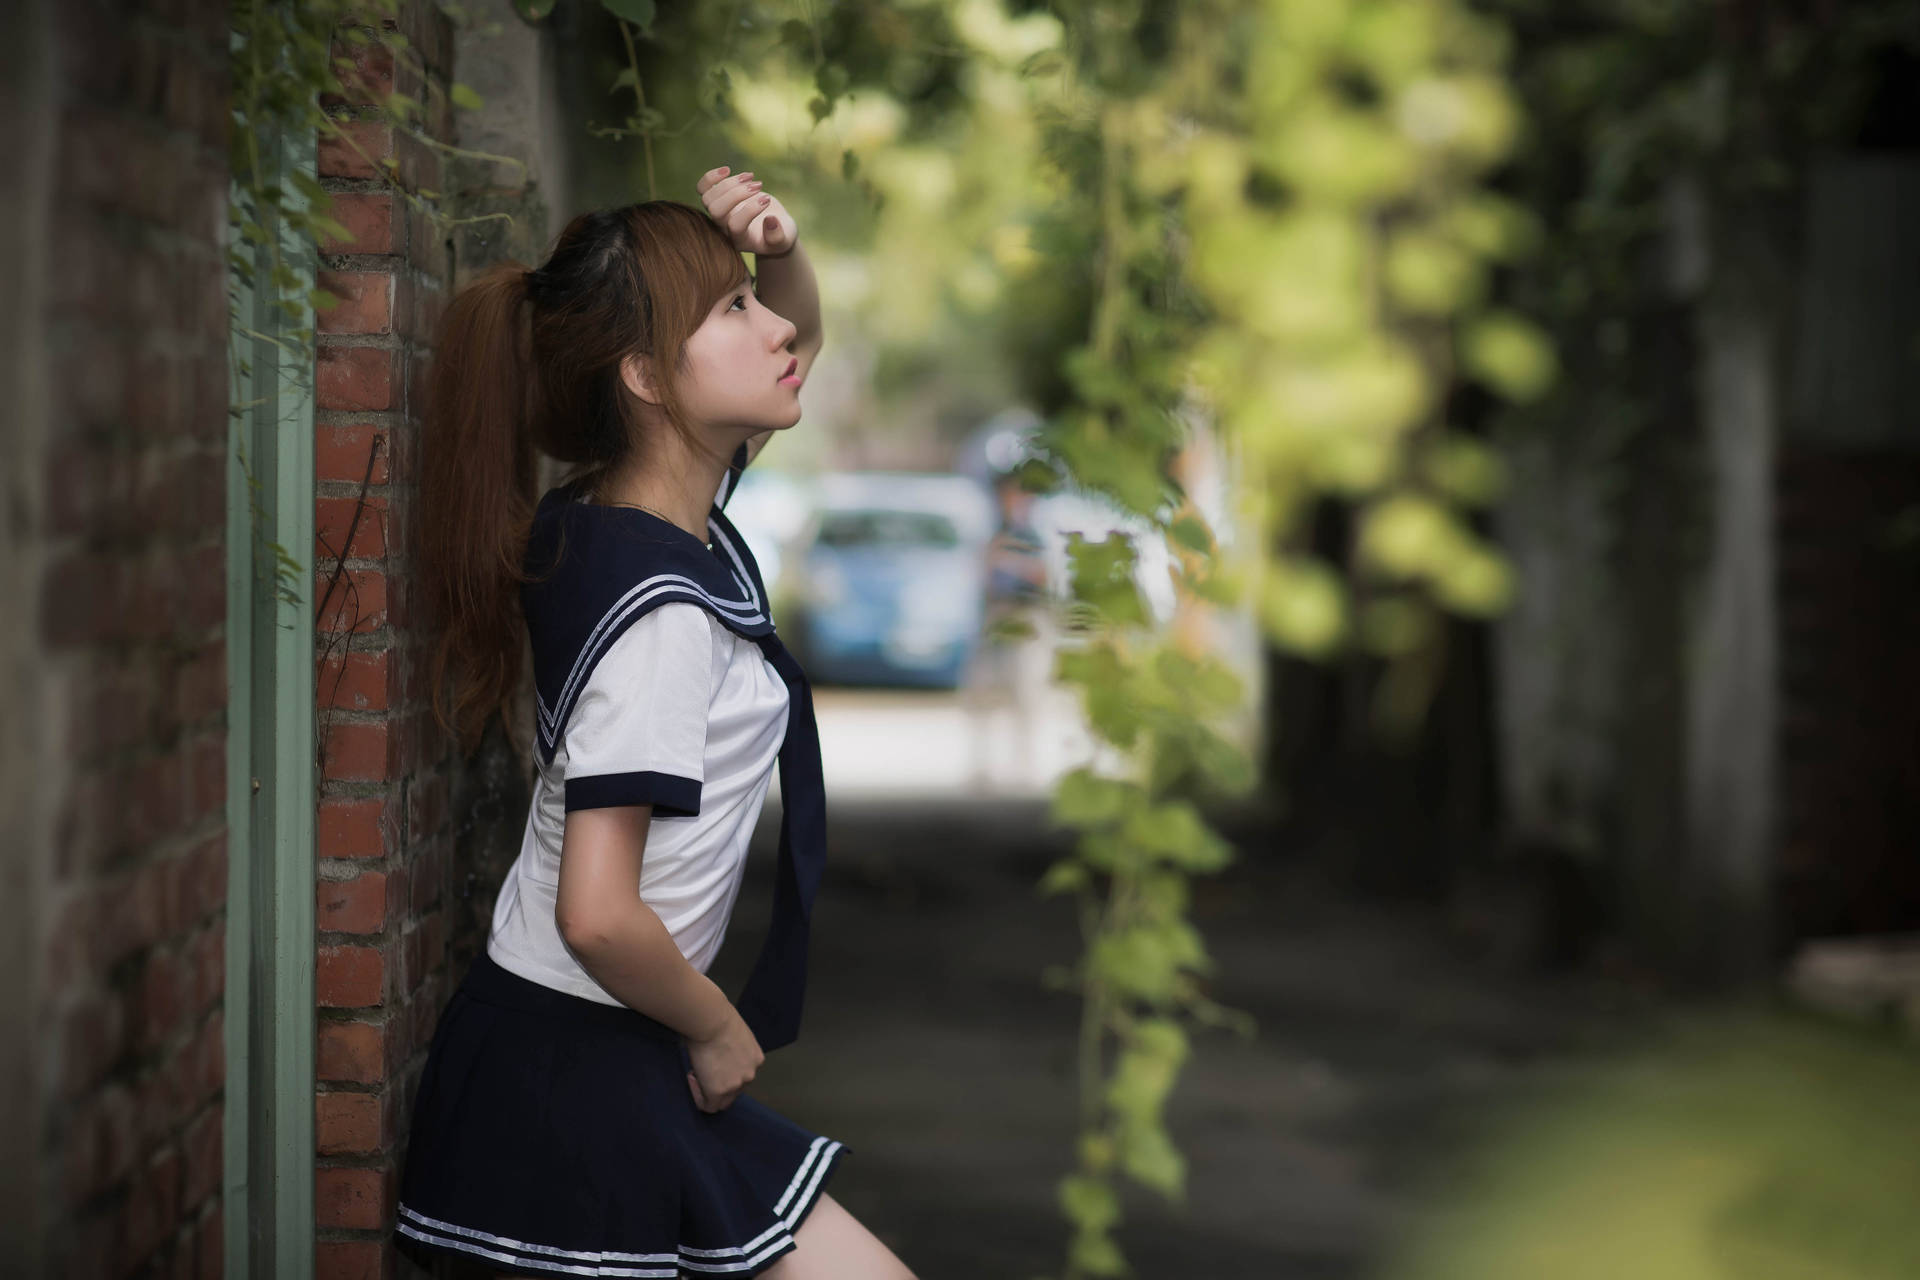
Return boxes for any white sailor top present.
[484,446,828,1053]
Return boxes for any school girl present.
[397,166,915,1279]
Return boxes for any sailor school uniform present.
[394,444,844,1278]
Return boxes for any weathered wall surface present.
[4,0,235,1272]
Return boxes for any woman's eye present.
[730,293,749,311]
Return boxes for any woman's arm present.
[755,238,823,386]
[554,805,736,1041]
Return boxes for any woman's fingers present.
[697,167,757,211]
[717,178,766,228]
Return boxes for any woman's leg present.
[498,1192,914,1280]
[760,1192,916,1280]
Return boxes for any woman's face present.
[671,274,802,437]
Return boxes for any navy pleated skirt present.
[394,951,849,1278]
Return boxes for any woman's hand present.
[696,165,800,258]
[685,1009,765,1113]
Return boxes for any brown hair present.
[419,201,749,755]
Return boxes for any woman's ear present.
[619,351,661,406]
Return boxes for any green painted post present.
[224,117,318,1280]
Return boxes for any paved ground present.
[707,687,1650,1280]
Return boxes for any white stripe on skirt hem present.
[396,1137,844,1277]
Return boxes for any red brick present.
[39,548,124,647]
[135,946,191,1052]
[407,841,442,914]
[196,1205,224,1280]
[316,270,393,335]
[184,731,226,831]
[316,1090,382,1155]
[60,989,129,1100]
[182,833,229,925]
[60,104,221,233]
[318,1019,387,1085]
[132,1047,188,1149]
[184,1012,226,1109]
[316,569,390,636]
[404,206,449,279]
[397,706,451,775]
[316,1238,385,1280]
[401,909,446,994]
[319,193,395,255]
[317,944,386,1008]
[405,773,448,846]
[162,50,228,147]
[318,796,392,861]
[173,640,228,731]
[315,1165,390,1231]
[317,121,394,180]
[316,345,397,413]
[186,924,224,1016]
[180,1106,222,1210]
[319,648,395,712]
[406,280,446,346]
[316,423,393,485]
[324,34,396,107]
[322,720,393,783]
[318,870,390,935]
[117,1146,183,1272]
[315,493,390,559]
[63,1084,136,1204]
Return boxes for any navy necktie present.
[730,633,825,1052]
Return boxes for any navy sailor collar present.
[523,471,778,769]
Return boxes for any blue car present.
[785,474,997,689]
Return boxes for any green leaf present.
[1168,513,1212,553]
[512,0,557,19]
[1119,1123,1186,1198]
[1069,1228,1127,1277]
[1049,768,1135,828]
[778,19,813,52]
[1462,310,1558,403]
[610,67,640,92]
[1057,1174,1120,1234]
[815,62,850,99]
[1066,532,1147,626]
[601,0,655,29]
[450,82,484,112]
[1036,860,1090,897]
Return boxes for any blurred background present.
[5,0,1920,1276]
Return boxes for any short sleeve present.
[561,601,714,815]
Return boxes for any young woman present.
[397,166,915,1280]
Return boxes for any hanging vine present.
[227,0,508,615]
[1018,0,1543,1272]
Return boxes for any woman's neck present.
[593,439,736,542]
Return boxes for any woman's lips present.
[778,357,800,387]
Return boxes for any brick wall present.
[28,0,234,1274]
[311,8,464,1277]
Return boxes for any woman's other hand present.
[685,1010,765,1112]
[696,165,800,258]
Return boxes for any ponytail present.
[421,262,537,756]
[421,201,758,759]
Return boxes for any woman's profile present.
[396,165,915,1279]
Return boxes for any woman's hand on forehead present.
[696,164,800,258]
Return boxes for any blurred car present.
[785,473,998,689]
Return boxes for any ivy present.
[227,0,503,623]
